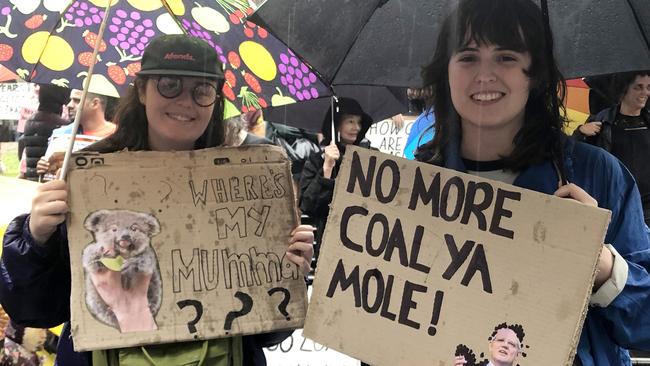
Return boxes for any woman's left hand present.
[286,225,315,276]
[554,183,613,288]
[554,183,597,207]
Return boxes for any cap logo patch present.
[164,52,195,61]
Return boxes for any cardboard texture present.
[67,145,307,351]
[303,146,611,366]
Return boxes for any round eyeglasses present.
[154,76,220,107]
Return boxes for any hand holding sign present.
[29,180,69,245]
[287,225,315,276]
[554,183,614,288]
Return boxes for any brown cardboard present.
[67,145,306,351]
[303,146,610,366]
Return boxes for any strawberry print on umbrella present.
[0,0,330,118]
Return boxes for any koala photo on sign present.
[82,209,162,332]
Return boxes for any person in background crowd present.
[299,97,374,268]
[18,84,69,181]
[16,85,39,159]
[573,71,650,225]
[35,89,117,180]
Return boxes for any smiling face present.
[621,75,650,114]
[448,42,531,134]
[488,328,521,365]
[139,76,217,151]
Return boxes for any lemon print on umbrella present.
[127,0,185,14]
[192,3,229,34]
[77,72,120,98]
[22,32,73,72]
[239,41,276,81]
[156,13,183,35]
[88,0,119,6]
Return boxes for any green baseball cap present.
[137,35,224,79]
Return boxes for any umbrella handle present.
[330,95,339,144]
[59,1,114,181]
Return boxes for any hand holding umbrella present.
[322,141,340,179]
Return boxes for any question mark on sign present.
[177,299,203,336]
[224,291,253,333]
[159,180,173,203]
[268,287,291,320]
[90,173,107,195]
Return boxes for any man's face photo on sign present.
[488,327,522,366]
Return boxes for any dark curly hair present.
[416,0,567,172]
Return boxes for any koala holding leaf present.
[81,209,163,331]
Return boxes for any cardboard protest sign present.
[67,145,307,351]
[304,146,610,366]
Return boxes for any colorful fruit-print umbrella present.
[0,64,17,81]
[0,0,329,119]
[563,78,592,135]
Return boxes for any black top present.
[611,113,650,208]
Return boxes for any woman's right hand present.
[323,142,340,178]
[454,355,467,365]
[29,179,69,245]
[36,158,50,175]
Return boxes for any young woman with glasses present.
[0,35,314,366]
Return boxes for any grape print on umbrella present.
[181,19,227,65]
[61,1,105,31]
[278,49,320,102]
[108,9,154,62]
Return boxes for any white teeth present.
[472,92,503,101]
[168,113,192,121]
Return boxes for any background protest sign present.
[0,82,34,120]
[264,286,361,366]
[67,146,307,351]
[364,117,412,157]
[304,146,610,365]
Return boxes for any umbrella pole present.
[59,1,114,180]
[330,95,339,144]
[540,0,568,185]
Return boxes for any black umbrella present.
[263,85,408,132]
[250,0,650,86]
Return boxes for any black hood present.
[320,97,373,146]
